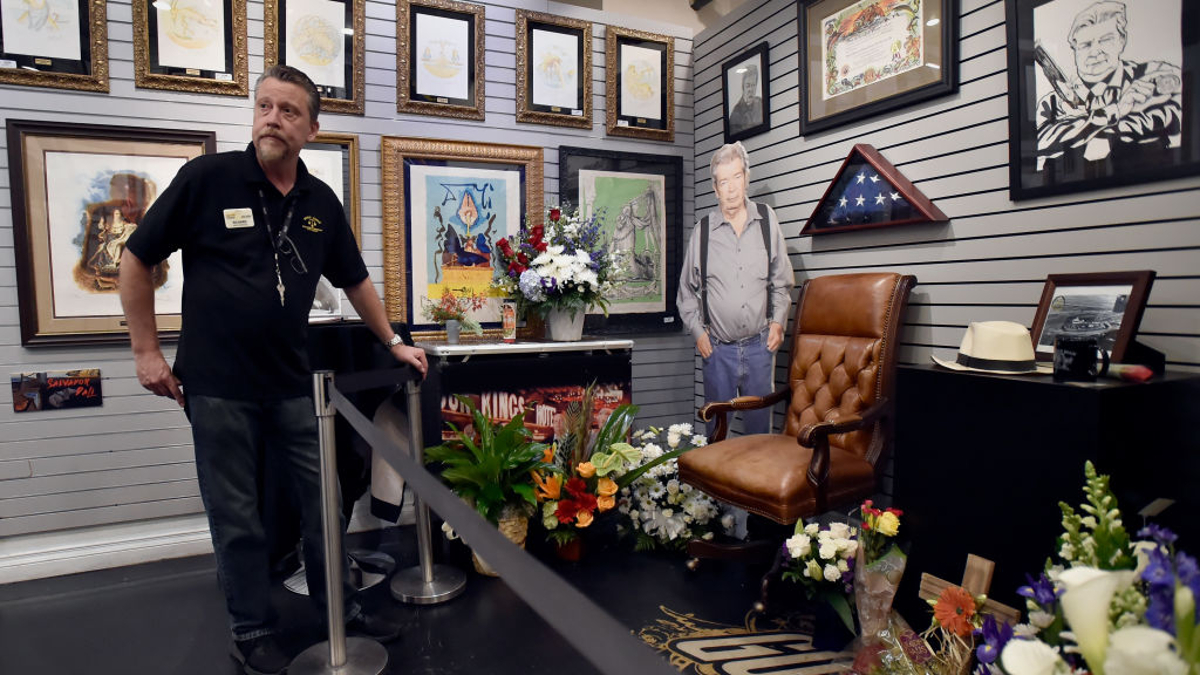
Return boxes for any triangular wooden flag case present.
[801,144,948,236]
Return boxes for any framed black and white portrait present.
[1007,0,1200,200]
[722,42,770,143]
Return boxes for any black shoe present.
[347,610,403,644]
[231,634,290,675]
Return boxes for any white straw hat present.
[932,321,1052,375]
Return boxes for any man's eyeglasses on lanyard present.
[276,230,308,275]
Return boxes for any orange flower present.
[933,586,977,637]
[542,446,555,463]
[533,472,562,501]
[575,511,594,528]
[576,462,596,478]
[596,477,618,497]
[597,495,616,512]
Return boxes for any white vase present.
[444,319,461,344]
[545,307,585,341]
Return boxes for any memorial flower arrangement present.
[617,424,732,552]
[973,461,1200,675]
[492,205,616,318]
[920,584,987,675]
[421,287,487,335]
[781,517,859,635]
[850,501,925,675]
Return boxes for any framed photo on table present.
[264,0,365,115]
[558,145,684,334]
[132,0,248,96]
[380,137,543,337]
[5,120,215,346]
[798,0,958,135]
[1029,270,1156,362]
[1006,0,1200,200]
[722,42,770,143]
[302,132,360,322]
[606,25,674,142]
[515,10,592,129]
[0,0,109,91]
[396,0,485,120]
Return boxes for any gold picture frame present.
[380,137,543,337]
[132,0,249,96]
[396,0,486,120]
[263,0,365,115]
[605,25,674,142]
[302,132,360,241]
[0,0,109,92]
[515,10,592,129]
[5,120,216,346]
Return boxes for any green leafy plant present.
[424,395,551,524]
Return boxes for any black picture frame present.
[558,146,685,335]
[0,0,109,91]
[722,42,771,143]
[798,0,958,135]
[396,0,485,120]
[1006,0,1200,200]
[1029,270,1156,362]
[515,10,591,129]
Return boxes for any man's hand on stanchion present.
[391,344,428,379]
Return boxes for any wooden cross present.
[919,553,1022,627]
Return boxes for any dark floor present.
[0,525,777,675]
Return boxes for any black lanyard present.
[258,189,296,307]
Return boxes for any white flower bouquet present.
[617,423,733,552]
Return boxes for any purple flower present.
[1178,552,1200,626]
[1145,584,1176,633]
[1017,573,1062,609]
[1138,524,1179,546]
[973,614,1013,665]
[1141,546,1176,589]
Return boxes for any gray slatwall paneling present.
[691,0,1200,448]
[0,0,697,559]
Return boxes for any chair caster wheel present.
[686,558,699,572]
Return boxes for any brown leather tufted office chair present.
[679,272,916,582]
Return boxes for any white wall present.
[692,0,1200,487]
[0,0,698,582]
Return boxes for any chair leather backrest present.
[782,273,914,467]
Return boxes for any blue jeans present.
[702,328,775,437]
[186,394,358,640]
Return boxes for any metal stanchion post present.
[390,379,467,604]
[290,371,388,675]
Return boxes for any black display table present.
[892,364,1200,620]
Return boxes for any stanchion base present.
[390,564,467,605]
[288,636,388,675]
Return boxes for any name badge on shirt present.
[223,208,255,229]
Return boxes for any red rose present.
[549,208,561,222]
[497,239,513,256]
[534,241,548,253]
[517,252,529,265]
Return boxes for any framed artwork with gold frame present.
[380,137,543,337]
[605,25,674,142]
[264,0,365,115]
[0,0,109,92]
[132,0,249,96]
[396,0,485,120]
[6,120,216,346]
[515,10,591,129]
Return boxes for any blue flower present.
[1141,545,1176,589]
[1017,573,1062,609]
[1145,584,1176,633]
[1138,524,1179,546]
[1178,551,1200,625]
[518,269,545,302]
[973,614,1013,665]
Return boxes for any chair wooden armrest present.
[799,398,892,512]
[699,387,791,441]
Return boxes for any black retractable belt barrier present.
[330,367,680,675]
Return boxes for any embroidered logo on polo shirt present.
[302,215,324,233]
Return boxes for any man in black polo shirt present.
[120,65,426,675]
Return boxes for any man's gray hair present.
[256,64,321,122]
[1069,1,1127,46]
[710,142,750,185]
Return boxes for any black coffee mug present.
[1053,336,1111,382]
